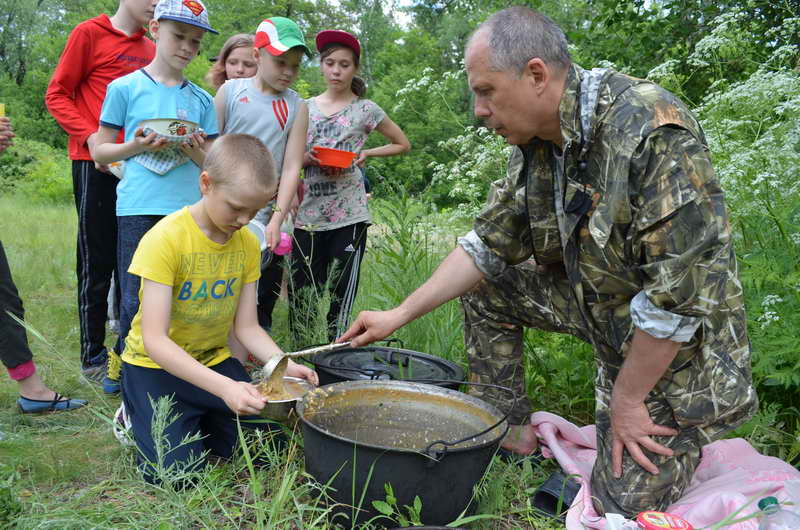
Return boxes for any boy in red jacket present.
[45,0,157,394]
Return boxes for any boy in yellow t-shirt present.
[120,133,317,483]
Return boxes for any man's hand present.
[221,380,267,415]
[286,359,319,386]
[609,395,677,477]
[338,308,406,347]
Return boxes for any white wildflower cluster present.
[429,126,511,216]
[757,294,784,329]
[394,67,434,105]
[765,17,800,48]
[692,5,800,223]
[762,294,784,307]
[790,233,800,246]
[647,59,680,82]
[689,10,748,65]
[393,66,464,114]
[766,44,800,68]
[697,68,800,217]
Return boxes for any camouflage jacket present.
[463,65,756,433]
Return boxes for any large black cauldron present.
[298,380,509,527]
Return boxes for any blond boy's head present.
[202,134,276,196]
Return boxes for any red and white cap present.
[254,17,312,57]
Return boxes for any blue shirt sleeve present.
[99,79,128,130]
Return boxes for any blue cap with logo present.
[154,0,219,34]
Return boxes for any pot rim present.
[297,380,509,456]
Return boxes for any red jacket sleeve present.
[45,24,96,147]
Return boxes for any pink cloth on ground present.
[530,411,800,530]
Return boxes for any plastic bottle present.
[757,496,800,530]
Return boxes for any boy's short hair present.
[203,134,276,191]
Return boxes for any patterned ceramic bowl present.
[139,118,199,143]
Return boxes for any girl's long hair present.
[205,34,255,91]
[319,43,366,98]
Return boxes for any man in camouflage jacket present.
[341,6,757,517]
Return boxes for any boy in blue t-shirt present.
[91,0,219,392]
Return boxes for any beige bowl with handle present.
[139,118,199,144]
[256,376,315,422]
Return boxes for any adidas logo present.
[344,244,355,252]
[239,96,249,104]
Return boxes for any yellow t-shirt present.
[122,207,261,369]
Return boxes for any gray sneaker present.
[81,364,106,385]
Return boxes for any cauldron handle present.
[422,381,516,464]
[379,337,405,349]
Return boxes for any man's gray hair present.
[472,6,571,75]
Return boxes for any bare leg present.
[17,372,59,401]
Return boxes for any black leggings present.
[289,223,368,343]
[256,253,283,331]
[0,241,33,370]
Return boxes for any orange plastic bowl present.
[314,146,356,168]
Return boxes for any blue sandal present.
[17,393,88,414]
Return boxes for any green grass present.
[0,195,569,529]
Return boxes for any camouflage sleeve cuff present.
[458,230,508,278]
[630,291,702,343]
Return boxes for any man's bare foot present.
[501,423,538,454]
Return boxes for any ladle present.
[260,342,351,396]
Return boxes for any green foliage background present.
[1,0,799,467]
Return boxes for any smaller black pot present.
[305,344,466,390]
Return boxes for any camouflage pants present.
[461,260,703,517]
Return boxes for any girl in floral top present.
[291,29,410,342]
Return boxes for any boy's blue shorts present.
[121,357,283,483]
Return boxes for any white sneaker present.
[112,403,134,447]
